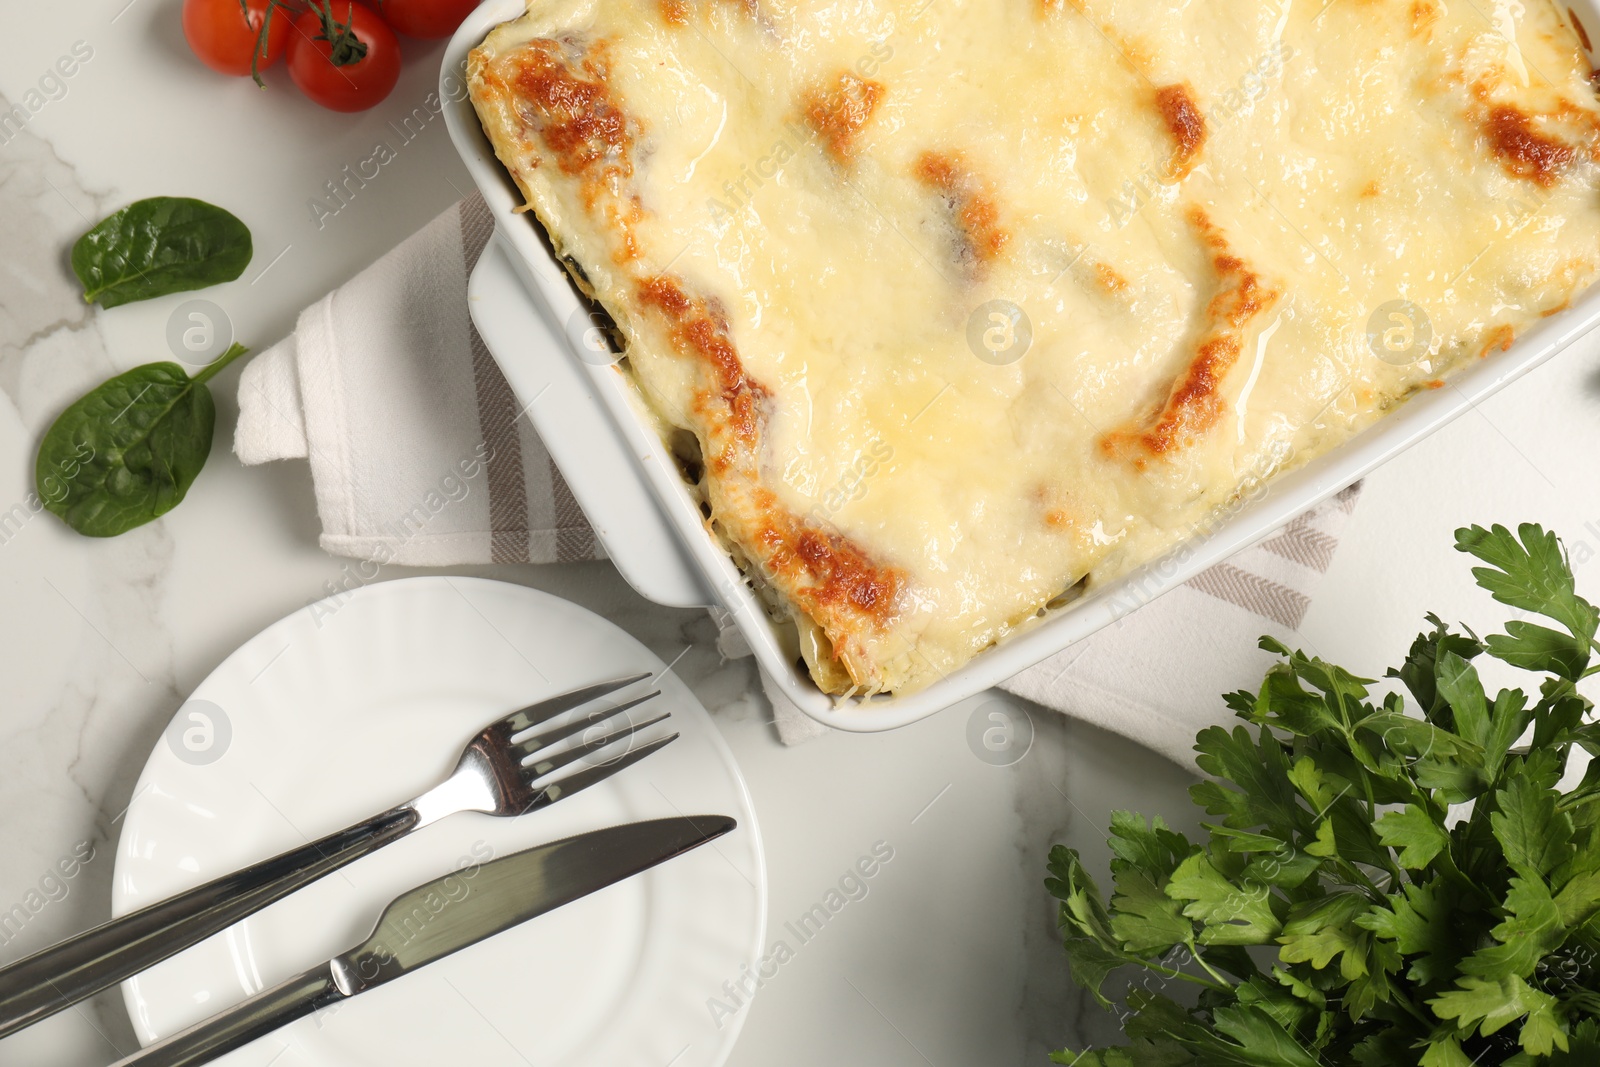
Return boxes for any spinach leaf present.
[72,197,252,309]
[36,344,249,537]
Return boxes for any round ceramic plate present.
[113,577,765,1067]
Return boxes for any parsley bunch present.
[1049,524,1600,1066]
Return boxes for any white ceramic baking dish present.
[442,0,1600,732]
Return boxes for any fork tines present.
[495,672,652,738]
[494,675,679,806]
[530,733,680,808]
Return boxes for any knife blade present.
[108,815,736,1067]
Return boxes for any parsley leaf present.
[1376,805,1451,869]
[1456,523,1598,648]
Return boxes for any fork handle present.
[0,806,418,1039]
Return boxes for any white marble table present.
[2,4,1598,1065]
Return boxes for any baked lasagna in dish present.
[469,0,1600,698]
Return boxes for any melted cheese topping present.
[470,0,1600,697]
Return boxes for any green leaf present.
[1430,973,1561,1041]
[1209,1004,1323,1066]
[1109,872,1194,957]
[36,349,247,537]
[1459,876,1564,980]
[1456,523,1598,645]
[1493,776,1575,880]
[1354,1025,1430,1066]
[1047,846,1130,1005]
[1305,817,1338,858]
[1358,880,1466,986]
[1418,1036,1473,1067]
[1233,975,1322,1040]
[1413,754,1489,806]
[1553,868,1600,928]
[1242,848,1322,889]
[1191,726,1304,842]
[1549,1019,1600,1065]
[1533,680,1590,750]
[1287,756,1336,814]
[1109,811,1193,881]
[71,197,252,308]
[1390,615,1483,721]
[1355,711,1475,767]
[1486,621,1592,681]
[1346,934,1404,1020]
[1435,650,1492,750]
[1107,813,1196,956]
[1522,994,1572,1057]
[1121,993,1322,1067]
[1376,804,1451,869]
[1278,893,1371,977]
[1166,854,1281,945]
[1325,793,1398,871]
[1483,688,1532,780]
[1241,664,1342,737]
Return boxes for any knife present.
[107,815,736,1067]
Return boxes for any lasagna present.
[469,0,1600,697]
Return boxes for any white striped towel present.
[235,194,1360,765]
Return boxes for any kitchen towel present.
[236,193,1361,768]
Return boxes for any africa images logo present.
[966,299,1032,365]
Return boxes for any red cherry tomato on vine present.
[376,0,481,38]
[288,2,402,112]
[183,0,295,77]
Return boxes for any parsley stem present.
[1186,943,1236,990]
[1135,953,1233,994]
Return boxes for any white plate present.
[113,577,766,1067]
[443,1,1600,733]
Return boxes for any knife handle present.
[110,966,343,1067]
[0,806,418,1039]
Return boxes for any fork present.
[0,673,676,1038]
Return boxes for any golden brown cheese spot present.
[794,528,904,618]
[1154,83,1207,180]
[803,72,886,163]
[511,41,632,178]
[747,498,908,676]
[1360,180,1382,198]
[1411,0,1443,36]
[1479,323,1516,357]
[913,151,1010,269]
[637,275,770,445]
[658,0,689,23]
[1094,262,1129,293]
[1101,208,1281,461]
[1484,104,1577,186]
[505,39,644,262]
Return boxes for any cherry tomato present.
[287,2,402,112]
[183,0,296,77]
[376,0,481,38]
